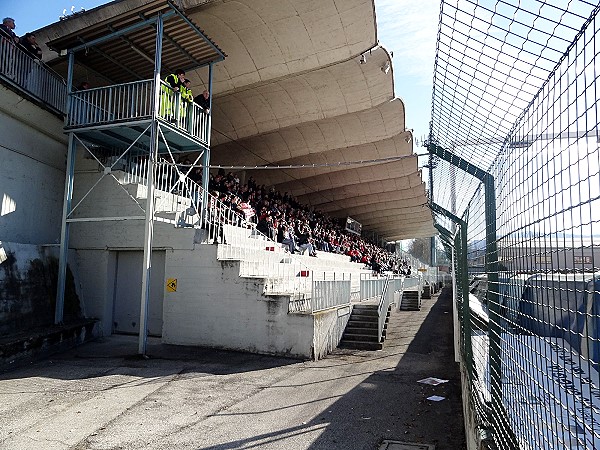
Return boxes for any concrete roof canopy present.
[39,0,435,241]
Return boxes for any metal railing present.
[356,275,414,342]
[0,37,66,114]
[377,276,393,342]
[67,80,210,144]
[68,80,154,127]
[118,156,355,310]
[158,81,210,141]
[359,273,388,301]
[287,273,353,314]
[376,276,411,342]
[124,157,244,241]
[311,275,352,313]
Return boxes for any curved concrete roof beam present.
[361,212,435,228]
[211,132,413,182]
[209,47,393,141]
[349,206,432,221]
[211,99,405,152]
[327,197,428,218]
[378,227,437,240]
[267,159,417,197]
[244,140,420,184]
[186,0,377,92]
[375,218,436,233]
[301,180,426,208]
[317,187,428,216]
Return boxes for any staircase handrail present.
[104,152,351,313]
[377,275,391,343]
[123,156,354,309]
[377,276,405,342]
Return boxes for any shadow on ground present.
[196,287,466,450]
[0,335,301,382]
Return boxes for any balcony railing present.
[67,80,210,145]
[68,79,154,127]
[0,37,67,114]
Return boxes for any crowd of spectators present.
[200,168,412,275]
[1,15,412,275]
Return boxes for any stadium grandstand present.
[1,0,436,367]
[8,0,599,447]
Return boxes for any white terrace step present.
[122,183,194,214]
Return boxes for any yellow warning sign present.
[166,278,177,292]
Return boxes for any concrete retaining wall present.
[0,85,67,245]
[313,305,351,360]
[162,245,315,359]
[0,241,82,335]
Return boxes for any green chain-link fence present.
[430,1,600,448]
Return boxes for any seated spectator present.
[296,221,316,256]
[186,167,408,269]
[256,213,272,237]
[280,224,297,254]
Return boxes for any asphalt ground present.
[0,287,465,450]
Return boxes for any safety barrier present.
[0,37,66,114]
[431,1,600,448]
[377,277,401,342]
[67,80,210,144]
[118,156,356,310]
[68,79,153,127]
[359,273,387,301]
[287,273,353,314]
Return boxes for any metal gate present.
[113,251,165,337]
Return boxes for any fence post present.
[429,145,502,439]
[431,204,471,379]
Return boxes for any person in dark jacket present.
[18,32,43,96]
[19,32,42,59]
[194,89,210,114]
[1,18,19,80]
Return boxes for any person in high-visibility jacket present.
[160,68,185,122]
[180,78,194,131]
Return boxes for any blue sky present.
[7,0,439,147]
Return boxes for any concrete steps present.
[422,283,432,299]
[338,304,390,351]
[400,289,421,311]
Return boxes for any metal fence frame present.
[430,2,600,448]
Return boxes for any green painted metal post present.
[483,174,502,414]
[428,144,503,437]
[201,63,213,225]
[431,203,471,380]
